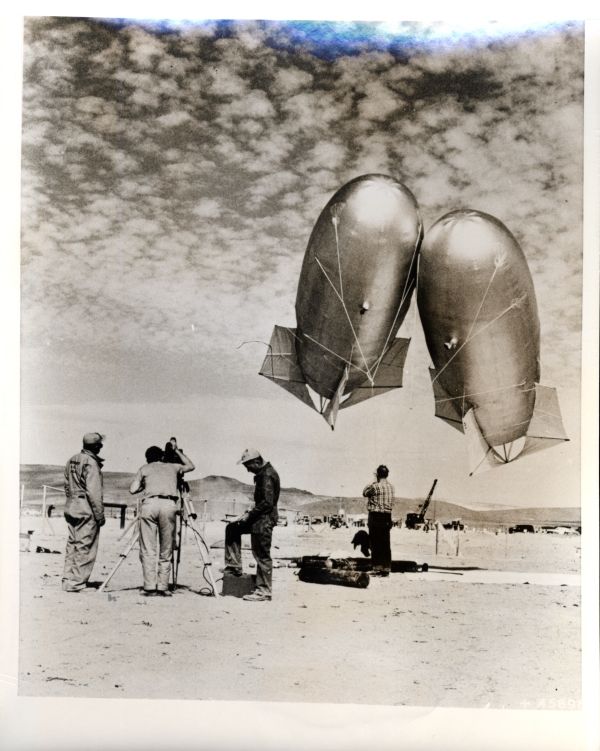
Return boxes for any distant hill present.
[19,466,331,515]
[299,496,581,527]
[19,464,580,527]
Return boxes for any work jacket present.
[64,449,105,523]
[246,462,280,532]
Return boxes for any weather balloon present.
[417,209,568,474]
[260,174,422,428]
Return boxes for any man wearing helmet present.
[223,448,280,601]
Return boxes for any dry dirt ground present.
[18,516,581,709]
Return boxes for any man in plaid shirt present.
[362,464,395,576]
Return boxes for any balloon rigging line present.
[530,407,564,421]
[314,255,372,380]
[240,337,304,381]
[237,339,270,350]
[464,263,499,347]
[331,211,345,302]
[403,250,422,407]
[302,332,371,379]
[371,223,423,382]
[434,380,528,403]
[431,299,520,386]
[482,418,532,441]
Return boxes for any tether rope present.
[469,446,494,475]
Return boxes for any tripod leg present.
[171,511,183,590]
[186,520,218,596]
[98,527,139,593]
[118,514,139,541]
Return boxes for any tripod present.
[98,495,218,596]
[173,494,218,596]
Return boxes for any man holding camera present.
[223,448,280,602]
[129,442,195,596]
[362,464,395,576]
[62,432,106,592]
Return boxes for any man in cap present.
[224,449,280,601]
[362,464,395,576]
[62,432,106,592]
[129,443,195,596]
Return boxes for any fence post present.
[435,522,439,555]
[41,485,56,536]
[455,525,460,556]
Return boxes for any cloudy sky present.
[19,17,585,506]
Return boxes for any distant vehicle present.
[543,526,578,535]
[443,520,465,530]
[508,524,535,534]
[329,514,348,529]
[405,479,438,530]
[276,515,288,527]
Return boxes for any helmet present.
[237,448,262,465]
[83,432,105,446]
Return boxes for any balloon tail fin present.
[259,325,316,411]
[340,337,410,410]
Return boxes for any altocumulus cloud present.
[21,18,583,407]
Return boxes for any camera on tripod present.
[98,435,216,596]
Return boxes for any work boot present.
[221,567,243,577]
[141,589,157,596]
[372,565,391,577]
[157,590,172,597]
[243,591,271,602]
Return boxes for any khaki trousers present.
[139,497,178,591]
[62,513,100,591]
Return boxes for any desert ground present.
[18,514,581,709]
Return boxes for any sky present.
[18,16,587,506]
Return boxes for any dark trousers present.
[224,520,274,595]
[368,511,392,571]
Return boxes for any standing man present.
[129,444,195,596]
[224,448,280,602]
[62,432,106,592]
[362,464,395,576]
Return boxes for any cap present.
[237,448,261,465]
[83,432,105,446]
